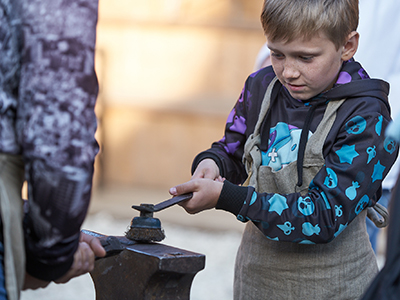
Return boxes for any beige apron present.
[0,154,25,300]
[234,78,378,300]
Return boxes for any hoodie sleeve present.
[192,81,252,184]
[20,0,99,281]
[217,96,398,244]
[192,68,276,183]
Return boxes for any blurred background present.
[22,0,267,299]
[92,0,265,190]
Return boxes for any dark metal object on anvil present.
[127,193,193,243]
[84,230,205,300]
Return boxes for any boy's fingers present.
[170,184,187,196]
[171,181,198,196]
[169,186,178,195]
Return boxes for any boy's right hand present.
[169,158,224,214]
[169,178,223,214]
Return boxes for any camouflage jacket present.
[0,0,99,281]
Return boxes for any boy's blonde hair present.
[261,0,359,49]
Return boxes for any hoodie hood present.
[294,59,391,186]
[322,60,390,112]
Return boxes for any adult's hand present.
[23,232,106,289]
[54,232,106,284]
[22,274,50,290]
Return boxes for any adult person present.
[0,1,105,299]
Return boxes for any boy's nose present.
[282,61,300,79]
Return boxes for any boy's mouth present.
[286,83,306,92]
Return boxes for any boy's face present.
[267,33,345,100]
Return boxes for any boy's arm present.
[219,106,398,244]
[191,86,255,184]
[192,67,276,184]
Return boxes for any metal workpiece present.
[128,193,193,243]
[89,234,205,300]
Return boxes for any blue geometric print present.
[324,168,338,188]
[372,160,385,183]
[384,137,397,154]
[249,191,257,206]
[366,146,376,164]
[319,192,332,210]
[375,115,383,136]
[261,122,311,171]
[277,221,295,235]
[297,196,315,216]
[336,144,359,164]
[299,240,315,244]
[335,205,343,218]
[345,116,367,135]
[345,181,360,200]
[355,195,370,215]
[302,222,321,236]
[268,194,289,215]
[334,223,348,238]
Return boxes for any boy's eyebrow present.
[267,45,321,56]
[267,46,279,52]
[266,44,279,52]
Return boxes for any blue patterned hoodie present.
[192,59,398,244]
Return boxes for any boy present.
[170,0,398,299]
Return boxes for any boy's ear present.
[341,31,359,61]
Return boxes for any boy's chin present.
[287,90,318,101]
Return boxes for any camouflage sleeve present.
[15,0,100,281]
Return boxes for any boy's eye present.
[271,52,284,59]
[299,56,314,61]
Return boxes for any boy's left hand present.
[169,178,223,214]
